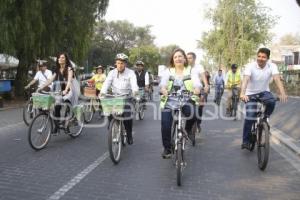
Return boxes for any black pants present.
[54,100,72,128]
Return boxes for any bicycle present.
[100,94,130,164]
[214,84,224,106]
[23,87,38,126]
[134,88,145,120]
[28,91,84,150]
[247,96,279,171]
[229,84,240,120]
[83,97,103,123]
[169,86,196,186]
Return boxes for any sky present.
[104,0,300,62]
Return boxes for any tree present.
[0,0,109,96]
[129,45,160,74]
[198,0,275,69]
[159,44,180,66]
[279,33,300,45]
[88,20,156,68]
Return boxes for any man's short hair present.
[257,48,270,59]
[187,52,196,59]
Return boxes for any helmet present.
[135,60,144,66]
[115,53,128,62]
[231,64,238,69]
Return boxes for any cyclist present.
[187,52,208,132]
[213,69,225,103]
[225,64,242,115]
[240,48,287,149]
[38,52,80,133]
[100,53,138,145]
[88,65,106,96]
[134,60,149,106]
[25,60,52,91]
[160,48,201,159]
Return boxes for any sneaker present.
[127,136,133,145]
[241,143,250,150]
[161,149,172,159]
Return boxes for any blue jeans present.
[161,105,196,150]
[242,91,276,143]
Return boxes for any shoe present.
[187,130,195,143]
[241,143,250,150]
[127,137,133,145]
[52,126,58,135]
[161,149,172,159]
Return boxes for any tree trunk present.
[15,52,30,97]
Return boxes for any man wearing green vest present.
[225,64,242,114]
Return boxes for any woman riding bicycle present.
[38,52,80,133]
[160,48,201,159]
[87,65,106,96]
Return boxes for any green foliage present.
[129,45,160,74]
[199,0,276,70]
[279,33,300,45]
[159,44,180,66]
[88,20,156,69]
[0,0,109,96]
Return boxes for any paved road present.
[0,92,300,200]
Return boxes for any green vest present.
[160,66,199,109]
[226,70,241,88]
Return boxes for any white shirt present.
[34,69,52,88]
[101,68,139,95]
[191,64,205,87]
[244,61,279,95]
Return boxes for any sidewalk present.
[0,98,26,111]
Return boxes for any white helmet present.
[115,53,128,62]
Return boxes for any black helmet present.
[231,64,238,69]
[135,60,144,66]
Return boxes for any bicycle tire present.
[28,113,52,150]
[69,112,84,138]
[176,142,183,186]
[257,122,270,170]
[249,124,256,151]
[83,102,94,123]
[108,119,122,164]
[138,104,145,120]
[23,100,36,126]
[191,122,197,146]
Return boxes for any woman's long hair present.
[55,52,72,80]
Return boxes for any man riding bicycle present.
[240,48,287,150]
[134,60,149,106]
[187,52,209,132]
[100,53,138,145]
[225,64,242,115]
[25,60,52,92]
[213,69,225,104]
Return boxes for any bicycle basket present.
[73,105,83,121]
[101,97,127,115]
[32,93,55,110]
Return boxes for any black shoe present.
[241,143,250,150]
[52,127,58,135]
[127,137,133,145]
[64,126,70,134]
[187,130,195,143]
[161,149,172,159]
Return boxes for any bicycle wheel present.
[23,100,37,126]
[249,125,256,151]
[138,104,145,120]
[257,122,270,170]
[191,123,197,146]
[108,119,122,164]
[232,97,238,119]
[28,113,52,150]
[83,100,94,123]
[69,113,84,138]
[176,142,183,186]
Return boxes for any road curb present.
[271,127,300,158]
[0,104,25,111]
